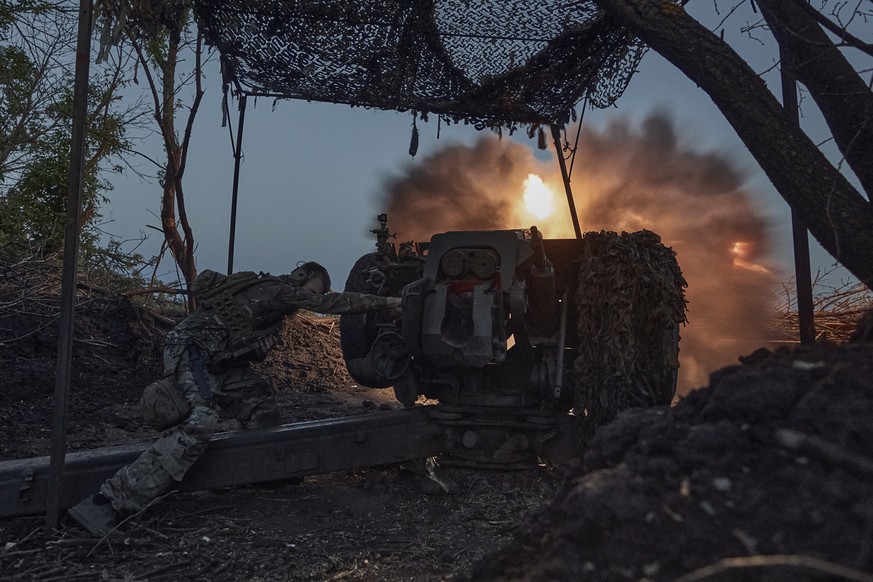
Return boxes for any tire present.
[572,231,685,440]
[340,253,393,388]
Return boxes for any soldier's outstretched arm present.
[277,285,399,315]
[307,291,399,314]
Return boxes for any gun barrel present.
[526,226,557,335]
[530,226,552,272]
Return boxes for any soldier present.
[68,261,400,535]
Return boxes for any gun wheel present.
[340,253,394,388]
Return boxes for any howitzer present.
[340,215,686,467]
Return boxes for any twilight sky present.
[104,36,833,286]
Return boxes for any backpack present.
[192,270,268,306]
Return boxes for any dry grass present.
[772,268,873,343]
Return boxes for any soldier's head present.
[288,261,331,294]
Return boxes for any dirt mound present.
[0,290,168,402]
[254,315,356,393]
[468,339,873,581]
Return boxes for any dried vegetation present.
[771,269,873,343]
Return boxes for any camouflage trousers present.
[100,345,280,513]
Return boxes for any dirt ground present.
[2,279,873,581]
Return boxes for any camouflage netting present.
[574,230,688,438]
[193,0,645,130]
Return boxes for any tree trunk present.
[160,145,193,289]
[594,0,873,289]
[756,0,873,199]
[156,21,197,308]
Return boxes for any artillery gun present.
[339,213,685,468]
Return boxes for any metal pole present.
[550,125,583,240]
[779,45,816,345]
[46,0,92,530]
[227,94,248,274]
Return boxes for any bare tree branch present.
[792,0,873,58]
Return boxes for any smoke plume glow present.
[380,113,777,393]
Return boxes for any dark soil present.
[469,340,873,582]
[2,278,873,581]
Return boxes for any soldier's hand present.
[386,297,402,310]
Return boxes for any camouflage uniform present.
[100,276,393,513]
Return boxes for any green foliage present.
[0,82,127,257]
[0,45,31,109]
[0,1,55,32]
[0,5,128,269]
[105,1,194,65]
[128,0,191,38]
[0,138,72,253]
[0,44,36,184]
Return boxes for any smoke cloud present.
[381,113,778,393]
[380,138,549,243]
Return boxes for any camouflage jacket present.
[163,275,391,374]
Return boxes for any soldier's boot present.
[67,493,118,536]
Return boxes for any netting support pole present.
[46,0,92,530]
[227,93,248,274]
[780,45,816,344]
[551,125,583,240]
